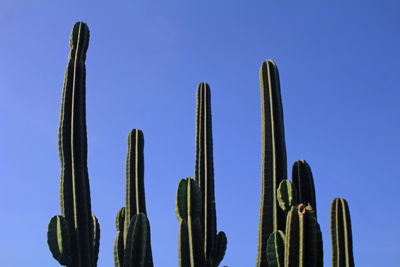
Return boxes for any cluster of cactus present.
[256,60,354,267]
[175,82,227,267]
[47,22,354,267]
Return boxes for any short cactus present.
[176,177,206,267]
[47,21,100,267]
[331,198,354,267]
[266,230,285,267]
[269,180,323,267]
[114,129,153,267]
[292,160,317,218]
[284,204,322,267]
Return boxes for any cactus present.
[47,27,357,267]
[284,204,322,267]
[266,230,285,267]
[114,129,153,267]
[176,177,206,267]
[331,198,354,267]
[195,82,227,266]
[124,213,152,267]
[257,59,288,267]
[47,21,100,267]
[269,180,323,267]
[277,179,297,213]
[292,160,317,218]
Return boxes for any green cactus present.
[114,129,153,267]
[114,207,126,266]
[257,59,288,267]
[47,21,100,267]
[283,204,322,267]
[195,82,227,266]
[176,177,206,267]
[331,198,354,267]
[292,160,317,218]
[270,180,323,267]
[123,213,152,267]
[266,230,285,267]
[277,179,297,213]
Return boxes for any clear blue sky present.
[1,1,399,266]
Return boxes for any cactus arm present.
[292,160,317,218]
[266,230,285,267]
[92,215,100,265]
[47,215,73,266]
[123,213,151,267]
[257,59,287,267]
[195,82,217,260]
[277,179,297,212]
[331,198,354,267]
[176,178,206,267]
[114,207,125,267]
[211,231,227,267]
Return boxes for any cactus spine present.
[331,198,354,267]
[257,59,288,267]
[114,129,153,267]
[194,82,227,266]
[47,21,100,267]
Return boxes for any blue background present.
[1,1,399,266]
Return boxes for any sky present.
[1,1,399,266]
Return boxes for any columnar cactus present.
[47,21,100,267]
[257,60,288,267]
[176,178,206,267]
[284,204,322,267]
[331,198,354,267]
[268,179,323,267]
[194,82,227,266]
[114,129,153,267]
[292,160,317,218]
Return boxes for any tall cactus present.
[47,21,100,267]
[114,129,153,267]
[257,59,287,267]
[331,198,354,267]
[195,82,227,266]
